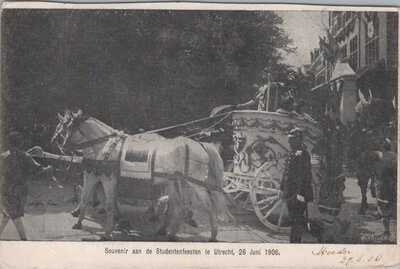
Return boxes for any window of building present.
[365,13,379,65]
[343,12,347,22]
[337,13,342,31]
[332,12,339,36]
[345,12,351,22]
[349,36,358,71]
[340,44,348,61]
[341,12,347,26]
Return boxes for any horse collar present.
[66,133,119,150]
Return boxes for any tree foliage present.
[1,9,295,147]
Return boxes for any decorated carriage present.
[27,108,323,238]
[223,110,322,232]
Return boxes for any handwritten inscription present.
[312,246,351,256]
[312,246,384,266]
[339,253,383,266]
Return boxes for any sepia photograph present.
[0,2,398,251]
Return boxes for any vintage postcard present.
[0,2,399,268]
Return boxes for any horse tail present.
[201,142,234,222]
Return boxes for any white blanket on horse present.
[120,136,157,179]
[120,136,210,183]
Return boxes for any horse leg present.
[71,185,83,218]
[209,211,218,242]
[370,176,376,198]
[193,187,219,241]
[149,184,164,221]
[100,173,117,240]
[208,192,219,242]
[156,201,171,236]
[114,195,121,222]
[181,182,197,227]
[164,181,184,241]
[358,176,368,214]
[90,182,101,208]
[73,172,98,230]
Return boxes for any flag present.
[319,19,339,64]
[319,36,334,63]
[326,27,339,62]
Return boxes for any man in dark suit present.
[279,128,313,243]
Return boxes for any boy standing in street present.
[0,131,52,240]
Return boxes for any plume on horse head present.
[56,108,83,124]
[51,108,86,145]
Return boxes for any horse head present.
[51,109,87,152]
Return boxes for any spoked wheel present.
[250,167,290,233]
[223,162,253,211]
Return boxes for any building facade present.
[308,48,326,85]
[308,11,398,100]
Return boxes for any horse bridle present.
[57,115,122,159]
[65,133,119,151]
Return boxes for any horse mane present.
[86,117,117,135]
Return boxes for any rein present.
[66,133,119,150]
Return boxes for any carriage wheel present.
[250,175,290,233]
[223,162,253,211]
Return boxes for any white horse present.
[51,109,232,241]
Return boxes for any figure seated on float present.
[236,71,281,112]
[276,96,294,115]
[274,97,317,123]
[292,99,318,124]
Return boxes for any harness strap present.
[318,204,341,211]
[67,133,119,150]
[153,172,224,193]
[184,144,190,178]
[103,135,125,161]
[80,133,125,177]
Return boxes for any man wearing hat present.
[279,127,314,243]
[0,131,53,240]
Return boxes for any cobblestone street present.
[0,176,396,243]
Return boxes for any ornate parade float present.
[223,110,322,232]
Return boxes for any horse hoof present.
[186,219,198,228]
[91,200,100,208]
[166,233,178,242]
[97,208,106,215]
[209,238,218,242]
[72,222,82,230]
[116,220,131,231]
[149,215,160,222]
[114,214,122,223]
[71,209,80,218]
[156,228,167,236]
